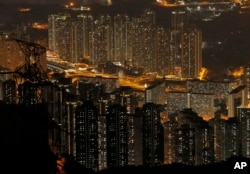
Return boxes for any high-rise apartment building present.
[142,102,164,166]
[208,112,242,162]
[172,108,214,165]
[171,10,186,32]
[133,108,143,166]
[106,104,129,167]
[244,66,250,107]
[163,114,178,164]
[236,107,250,158]
[110,86,140,165]
[225,117,239,159]
[129,9,157,73]
[0,37,25,72]
[168,11,202,79]
[113,14,130,62]
[48,14,63,56]
[64,101,78,156]
[90,14,113,65]
[75,102,99,171]
[208,114,227,162]
[97,99,108,170]
[76,14,94,61]
[48,14,73,61]
[180,28,202,78]
[0,79,16,104]
[175,124,196,165]
[155,26,171,76]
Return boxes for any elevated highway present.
[47,60,73,71]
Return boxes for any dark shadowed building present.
[106,104,129,167]
[142,102,164,167]
[75,101,99,171]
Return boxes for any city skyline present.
[0,1,250,173]
[0,0,249,76]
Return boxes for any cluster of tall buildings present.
[0,6,250,173]
[48,9,202,78]
[1,69,250,171]
[47,74,250,171]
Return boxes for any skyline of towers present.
[1,69,250,171]
[1,45,249,170]
[0,3,250,173]
[48,9,202,78]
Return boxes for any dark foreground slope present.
[0,103,57,174]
